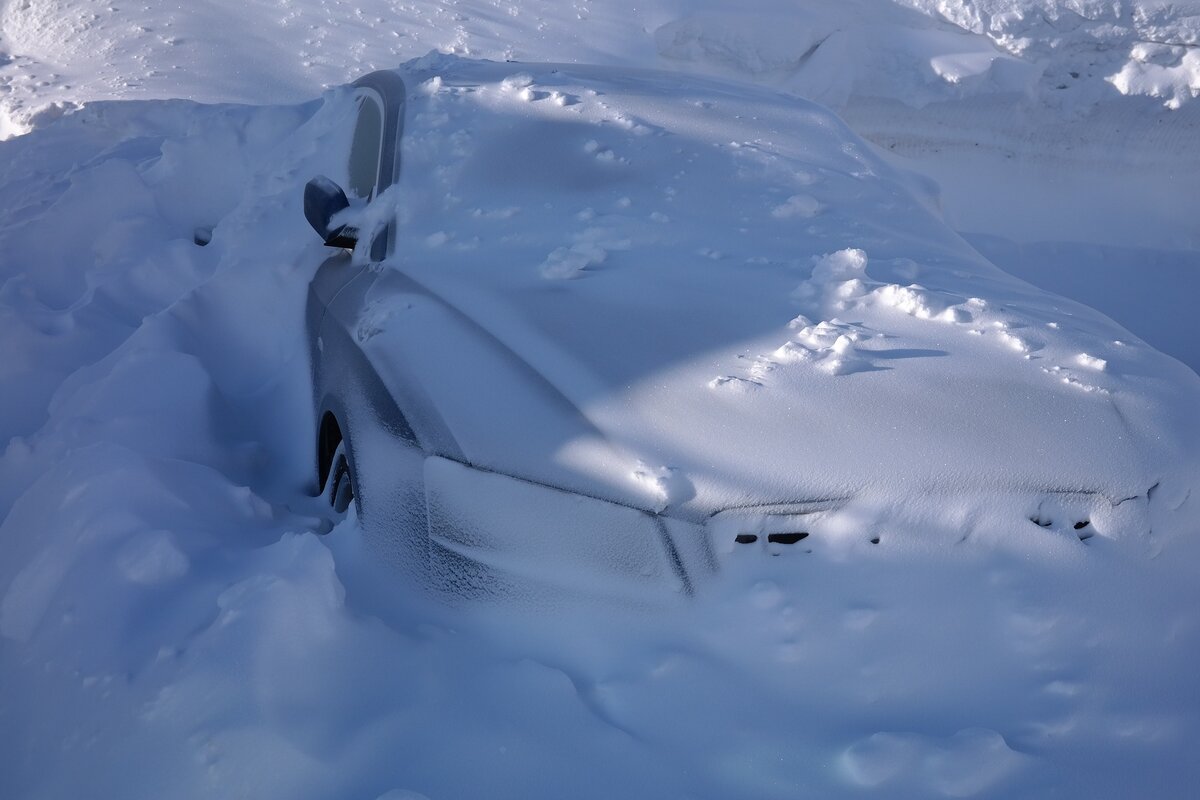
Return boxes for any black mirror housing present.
[304,176,358,249]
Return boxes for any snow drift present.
[1,48,1199,798]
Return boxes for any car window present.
[348,93,383,199]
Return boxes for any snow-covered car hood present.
[349,57,1200,527]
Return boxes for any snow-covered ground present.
[2,1,1198,798]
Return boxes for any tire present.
[322,439,355,515]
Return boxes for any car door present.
[307,73,408,432]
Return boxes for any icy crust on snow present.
[374,57,1200,529]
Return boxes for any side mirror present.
[304,175,359,249]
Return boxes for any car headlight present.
[424,456,691,603]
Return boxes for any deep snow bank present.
[1,55,1199,799]
[897,0,1200,108]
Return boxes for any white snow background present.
[2,1,1199,798]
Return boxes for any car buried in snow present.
[302,58,1200,602]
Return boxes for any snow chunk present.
[772,341,815,364]
[471,206,520,220]
[811,248,868,282]
[708,375,762,393]
[500,72,534,92]
[115,530,189,585]
[774,319,876,377]
[539,228,630,279]
[631,462,691,512]
[771,194,821,219]
[794,249,872,310]
[998,330,1033,354]
[873,283,941,319]
[1108,46,1200,109]
[819,334,871,375]
[1076,352,1108,371]
[541,243,607,280]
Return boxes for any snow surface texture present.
[2,50,1200,798]
[0,2,1198,800]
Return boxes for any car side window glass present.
[348,94,383,199]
